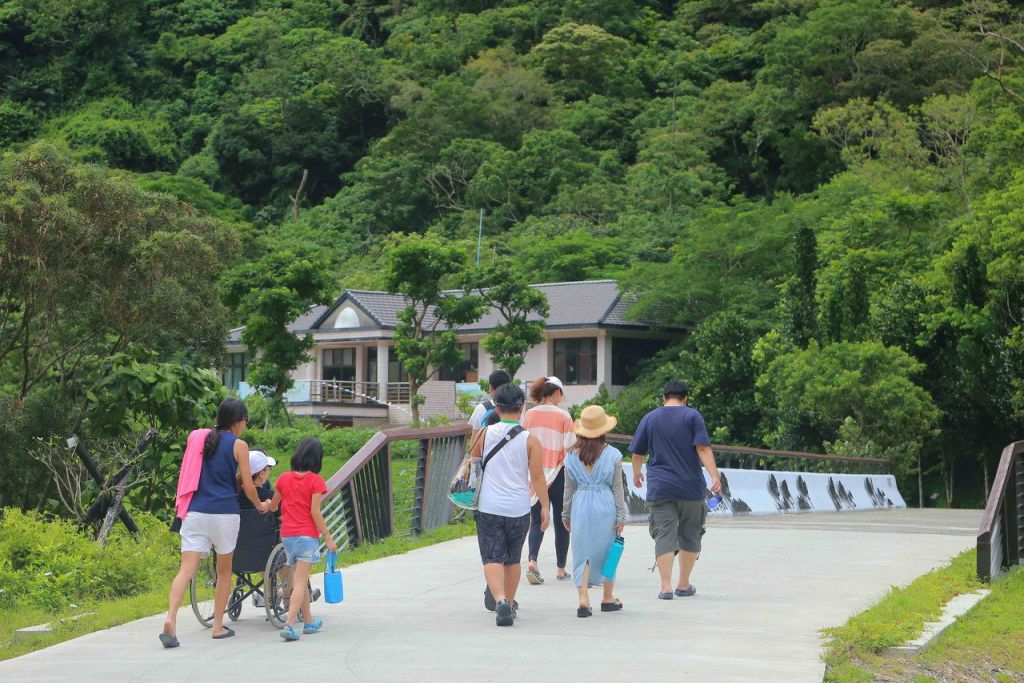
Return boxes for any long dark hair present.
[576,434,606,467]
[529,377,562,403]
[291,437,324,474]
[203,398,248,461]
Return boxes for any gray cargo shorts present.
[648,499,706,556]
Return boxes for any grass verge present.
[0,517,476,662]
[823,549,1024,682]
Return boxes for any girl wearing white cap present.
[521,376,575,584]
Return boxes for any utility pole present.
[476,209,484,267]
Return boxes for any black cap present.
[662,380,689,398]
[494,383,525,410]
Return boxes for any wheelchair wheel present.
[189,555,219,628]
[228,585,244,622]
[264,543,290,628]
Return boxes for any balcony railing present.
[305,380,411,406]
[977,440,1024,581]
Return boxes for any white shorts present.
[180,512,240,555]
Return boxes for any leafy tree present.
[529,23,637,101]
[471,261,550,379]
[780,225,819,347]
[220,250,332,421]
[755,340,939,462]
[0,143,234,400]
[384,235,487,424]
[55,98,180,172]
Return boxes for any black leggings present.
[528,468,569,568]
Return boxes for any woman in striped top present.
[521,376,576,584]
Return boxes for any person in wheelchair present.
[233,450,321,614]
[236,450,278,608]
[238,450,277,511]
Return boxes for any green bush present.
[245,422,377,463]
[0,510,178,612]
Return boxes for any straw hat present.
[574,405,617,438]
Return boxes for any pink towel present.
[175,428,211,520]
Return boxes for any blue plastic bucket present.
[324,551,343,604]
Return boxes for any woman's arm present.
[611,459,627,531]
[310,492,337,552]
[527,434,549,532]
[234,440,268,512]
[562,467,576,531]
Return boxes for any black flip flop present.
[159,633,180,648]
[577,606,592,618]
[212,628,235,640]
[657,592,673,600]
[601,600,624,612]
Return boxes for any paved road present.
[0,509,980,682]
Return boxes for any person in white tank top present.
[468,384,549,627]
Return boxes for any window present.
[388,352,409,383]
[611,338,668,385]
[439,342,479,382]
[223,352,247,390]
[323,348,356,382]
[553,338,597,385]
[333,306,360,329]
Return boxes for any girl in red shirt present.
[269,438,337,641]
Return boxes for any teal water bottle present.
[601,535,625,580]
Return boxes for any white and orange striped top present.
[521,404,576,487]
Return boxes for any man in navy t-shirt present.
[629,380,721,600]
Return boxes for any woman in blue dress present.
[562,405,627,617]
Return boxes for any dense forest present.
[2,0,1023,510]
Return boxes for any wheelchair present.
[189,508,320,629]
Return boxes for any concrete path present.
[0,509,980,682]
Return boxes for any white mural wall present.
[621,466,906,522]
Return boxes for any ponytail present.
[530,377,561,403]
[203,398,248,461]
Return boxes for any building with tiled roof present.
[225,280,679,426]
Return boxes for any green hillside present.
[1,0,1023,507]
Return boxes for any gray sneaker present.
[253,593,265,608]
[495,599,513,627]
[484,585,496,612]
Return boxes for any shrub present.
[0,510,178,612]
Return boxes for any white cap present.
[545,376,564,390]
[248,450,277,474]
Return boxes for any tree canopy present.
[1,0,1023,507]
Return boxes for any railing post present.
[411,437,430,535]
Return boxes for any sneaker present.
[253,593,265,608]
[495,599,514,627]
[484,585,496,612]
[311,588,322,603]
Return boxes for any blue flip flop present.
[303,619,323,634]
[212,628,235,640]
[674,585,696,597]
[280,624,301,641]
[159,633,180,648]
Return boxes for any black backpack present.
[481,399,501,427]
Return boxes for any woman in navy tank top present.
[160,399,269,647]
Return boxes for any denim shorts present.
[282,535,321,566]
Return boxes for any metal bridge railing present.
[605,435,890,474]
[320,424,471,552]
[977,440,1024,581]
[321,423,895,553]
